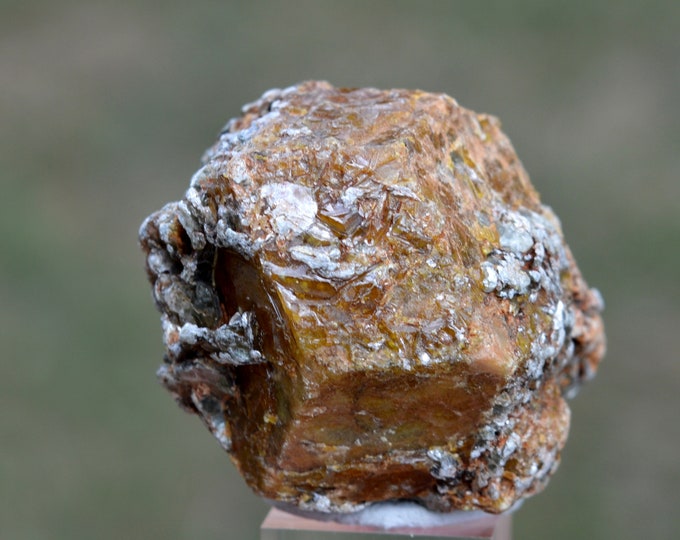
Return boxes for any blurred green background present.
[1,1,678,538]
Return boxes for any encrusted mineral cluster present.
[140,81,605,515]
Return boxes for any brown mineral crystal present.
[139,81,605,515]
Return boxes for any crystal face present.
[139,81,605,514]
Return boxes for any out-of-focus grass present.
[1,1,678,538]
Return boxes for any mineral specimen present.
[139,81,605,515]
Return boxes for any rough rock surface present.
[139,81,605,515]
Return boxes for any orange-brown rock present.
[139,81,605,515]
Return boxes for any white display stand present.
[261,507,512,540]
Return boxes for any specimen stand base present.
[261,507,512,539]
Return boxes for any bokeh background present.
[2,1,678,539]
